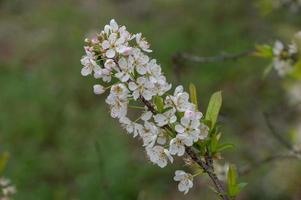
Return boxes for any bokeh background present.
[1,0,301,199]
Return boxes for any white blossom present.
[173,170,193,194]
[135,33,152,52]
[272,40,298,76]
[132,48,150,75]
[153,108,177,127]
[141,110,153,121]
[115,56,134,82]
[128,77,154,100]
[80,47,101,76]
[119,117,142,137]
[199,123,209,140]
[146,146,173,168]
[165,85,194,112]
[169,134,193,156]
[139,121,159,147]
[175,116,200,143]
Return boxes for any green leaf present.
[205,91,222,129]
[154,96,164,113]
[254,44,273,58]
[189,83,198,109]
[228,165,237,187]
[227,165,238,197]
[217,143,235,152]
[210,134,219,153]
[227,164,247,198]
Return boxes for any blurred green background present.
[1,0,301,199]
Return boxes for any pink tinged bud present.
[91,36,99,44]
[93,84,105,95]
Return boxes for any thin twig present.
[139,96,230,200]
[172,49,255,81]
[240,153,300,175]
[177,50,255,63]
[262,112,294,150]
[240,112,301,175]
[113,57,230,200]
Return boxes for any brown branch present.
[139,96,231,200]
[186,147,230,200]
[113,57,230,199]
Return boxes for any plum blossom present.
[272,40,298,76]
[115,56,134,82]
[173,170,193,194]
[169,134,193,156]
[146,145,173,168]
[119,117,143,137]
[80,48,101,76]
[128,77,154,100]
[175,116,201,143]
[165,86,194,112]
[0,177,16,199]
[135,33,152,52]
[139,121,159,147]
[80,19,213,195]
[153,108,177,127]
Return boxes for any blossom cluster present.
[272,40,298,76]
[80,19,210,194]
[0,177,16,200]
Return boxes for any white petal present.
[81,66,92,76]
[110,19,119,32]
[128,82,138,91]
[118,57,127,69]
[175,125,185,133]
[106,49,116,58]
[109,33,117,43]
[102,40,110,50]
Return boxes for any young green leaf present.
[205,91,222,129]
[227,164,247,198]
[154,96,164,113]
[254,44,273,58]
[217,143,235,152]
[189,83,198,109]
[227,164,238,197]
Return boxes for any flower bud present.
[93,84,105,95]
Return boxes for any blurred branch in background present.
[174,50,255,63]
[240,112,301,175]
[172,49,255,81]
